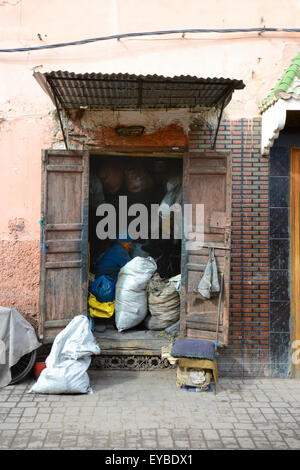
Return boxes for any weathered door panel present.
[39,150,89,342]
[181,152,231,345]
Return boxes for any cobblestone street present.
[1,370,300,450]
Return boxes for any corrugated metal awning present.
[34,70,245,111]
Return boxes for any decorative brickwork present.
[188,118,272,377]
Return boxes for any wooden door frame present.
[290,147,300,377]
[89,148,184,159]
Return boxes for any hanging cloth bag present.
[197,248,220,299]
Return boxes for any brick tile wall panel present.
[188,118,270,377]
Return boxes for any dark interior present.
[88,154,183,332]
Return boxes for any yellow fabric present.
[178,357,218,383]
[88,294,114,318]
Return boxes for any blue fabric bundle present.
[170,339,216,361]
[94,244,131,280]
[89,275,117,303]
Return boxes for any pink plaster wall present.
[0,240,40,329]
[0,0,299,321]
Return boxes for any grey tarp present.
[0,307,41,388]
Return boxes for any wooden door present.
[291,148,300,376]
[39,150,89,342]
[180,151,232,345]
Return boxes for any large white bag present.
[115,256,157,332]
[29,315,100,394]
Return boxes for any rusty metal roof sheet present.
[34,70,245,111]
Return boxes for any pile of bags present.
[98,160,124,194]
[124,165,153,193]
[112,256,181,333]
[88,253,181,333]
[98,160,153,195]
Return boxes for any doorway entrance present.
[88,152,183,354]
[39,149,232,351]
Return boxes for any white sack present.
[29,315,100,394]
[157,176,182,239]
[115,256,157,332]
[158,176,182,219]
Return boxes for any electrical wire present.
[0,27,300,53]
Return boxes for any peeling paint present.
[50,107,219,150]
[66,123,188,150]
[8,217,25,239]
[75,108,219,136]
[0,240,40,330]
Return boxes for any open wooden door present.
[39,150,89,342]
[180,151,231,345]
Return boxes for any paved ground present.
[0,370,300,450]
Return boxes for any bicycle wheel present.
[9,349,37,385]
